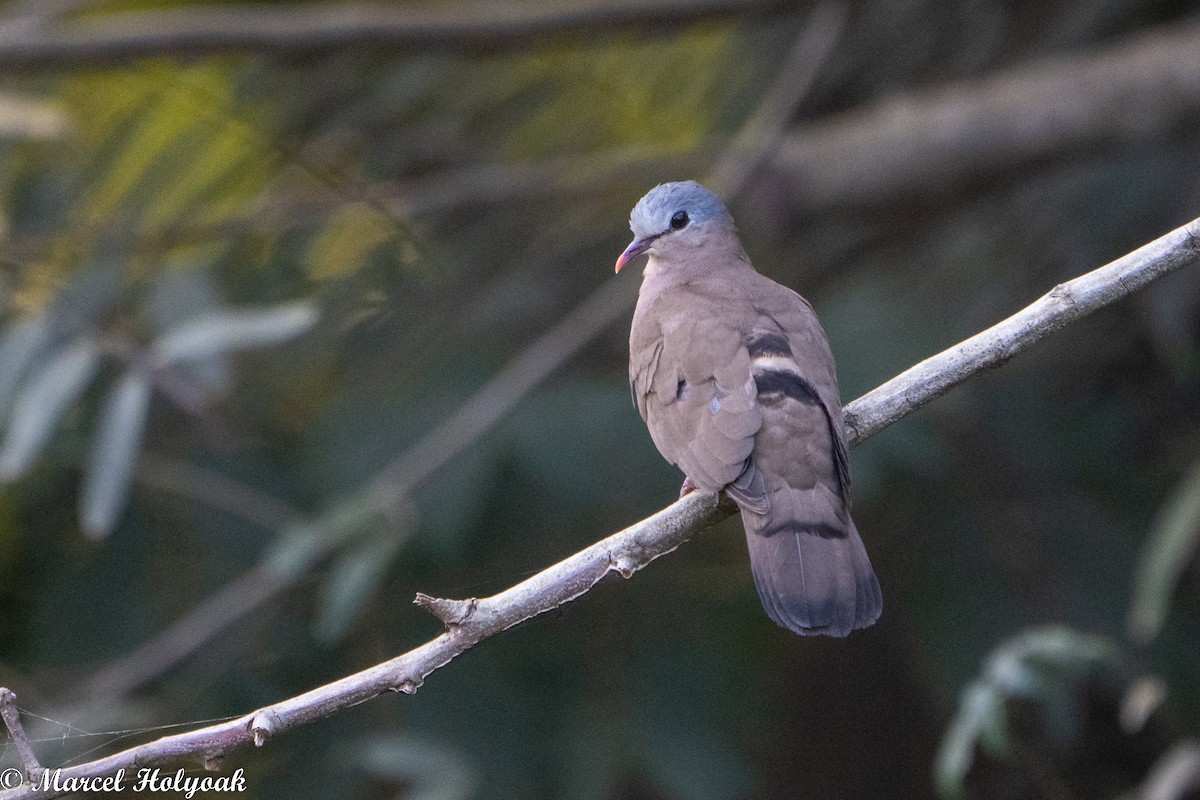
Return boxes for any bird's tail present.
[741,509,881,637]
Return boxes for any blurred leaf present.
[79,368,152,539]
[0,337,99,481]
[313,525,407,643]
[352,734,476,800]
[146,266,231,395]
[936,626,1120,799]
[262,497,385,579]
[142,107,268,231]
[499,28,744,160]
[0,91,67,140]
[1136,740,1200,800]
[936,682,1007,800]
[983,625,1118,696]
[306,203,396,281]
[262,520,327,579]
[65,62,272,233]
[150,302,317,366]
[146,265,226,334]
[1128,459,1200,644]
[0,314,49,420]
[44,259,124,340]
[1119,675,1167,735]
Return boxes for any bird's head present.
[614,181,736,273]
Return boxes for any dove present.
[617,181,881,636]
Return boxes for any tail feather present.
[742,509,881,637]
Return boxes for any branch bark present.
[2,216,1196,800]
[24,15,1195,255]
[767,16,1200,210]
[0,0,788,66]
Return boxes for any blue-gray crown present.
[629,181,731,239]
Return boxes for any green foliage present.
[498,27,743,160]
[63,61,274,242]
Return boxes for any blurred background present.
[0,0,1198,798]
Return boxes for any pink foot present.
[679,477,697,498]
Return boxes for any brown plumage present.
[616,181,881,636]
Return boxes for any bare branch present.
[0,0,788,66]
[769,17,1200,209]
[2,215,1197,800]
[0,491,735,800]
[0,689,43,782]
[841,216,1200,443]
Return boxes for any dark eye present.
[670,210,689,230]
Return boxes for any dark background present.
[0,1,1198,798]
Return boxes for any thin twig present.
[0,689,44,781]
[2,215,1196,800]
[366,275,638,511]
[706,1,846,198]
[133,453,298,532]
